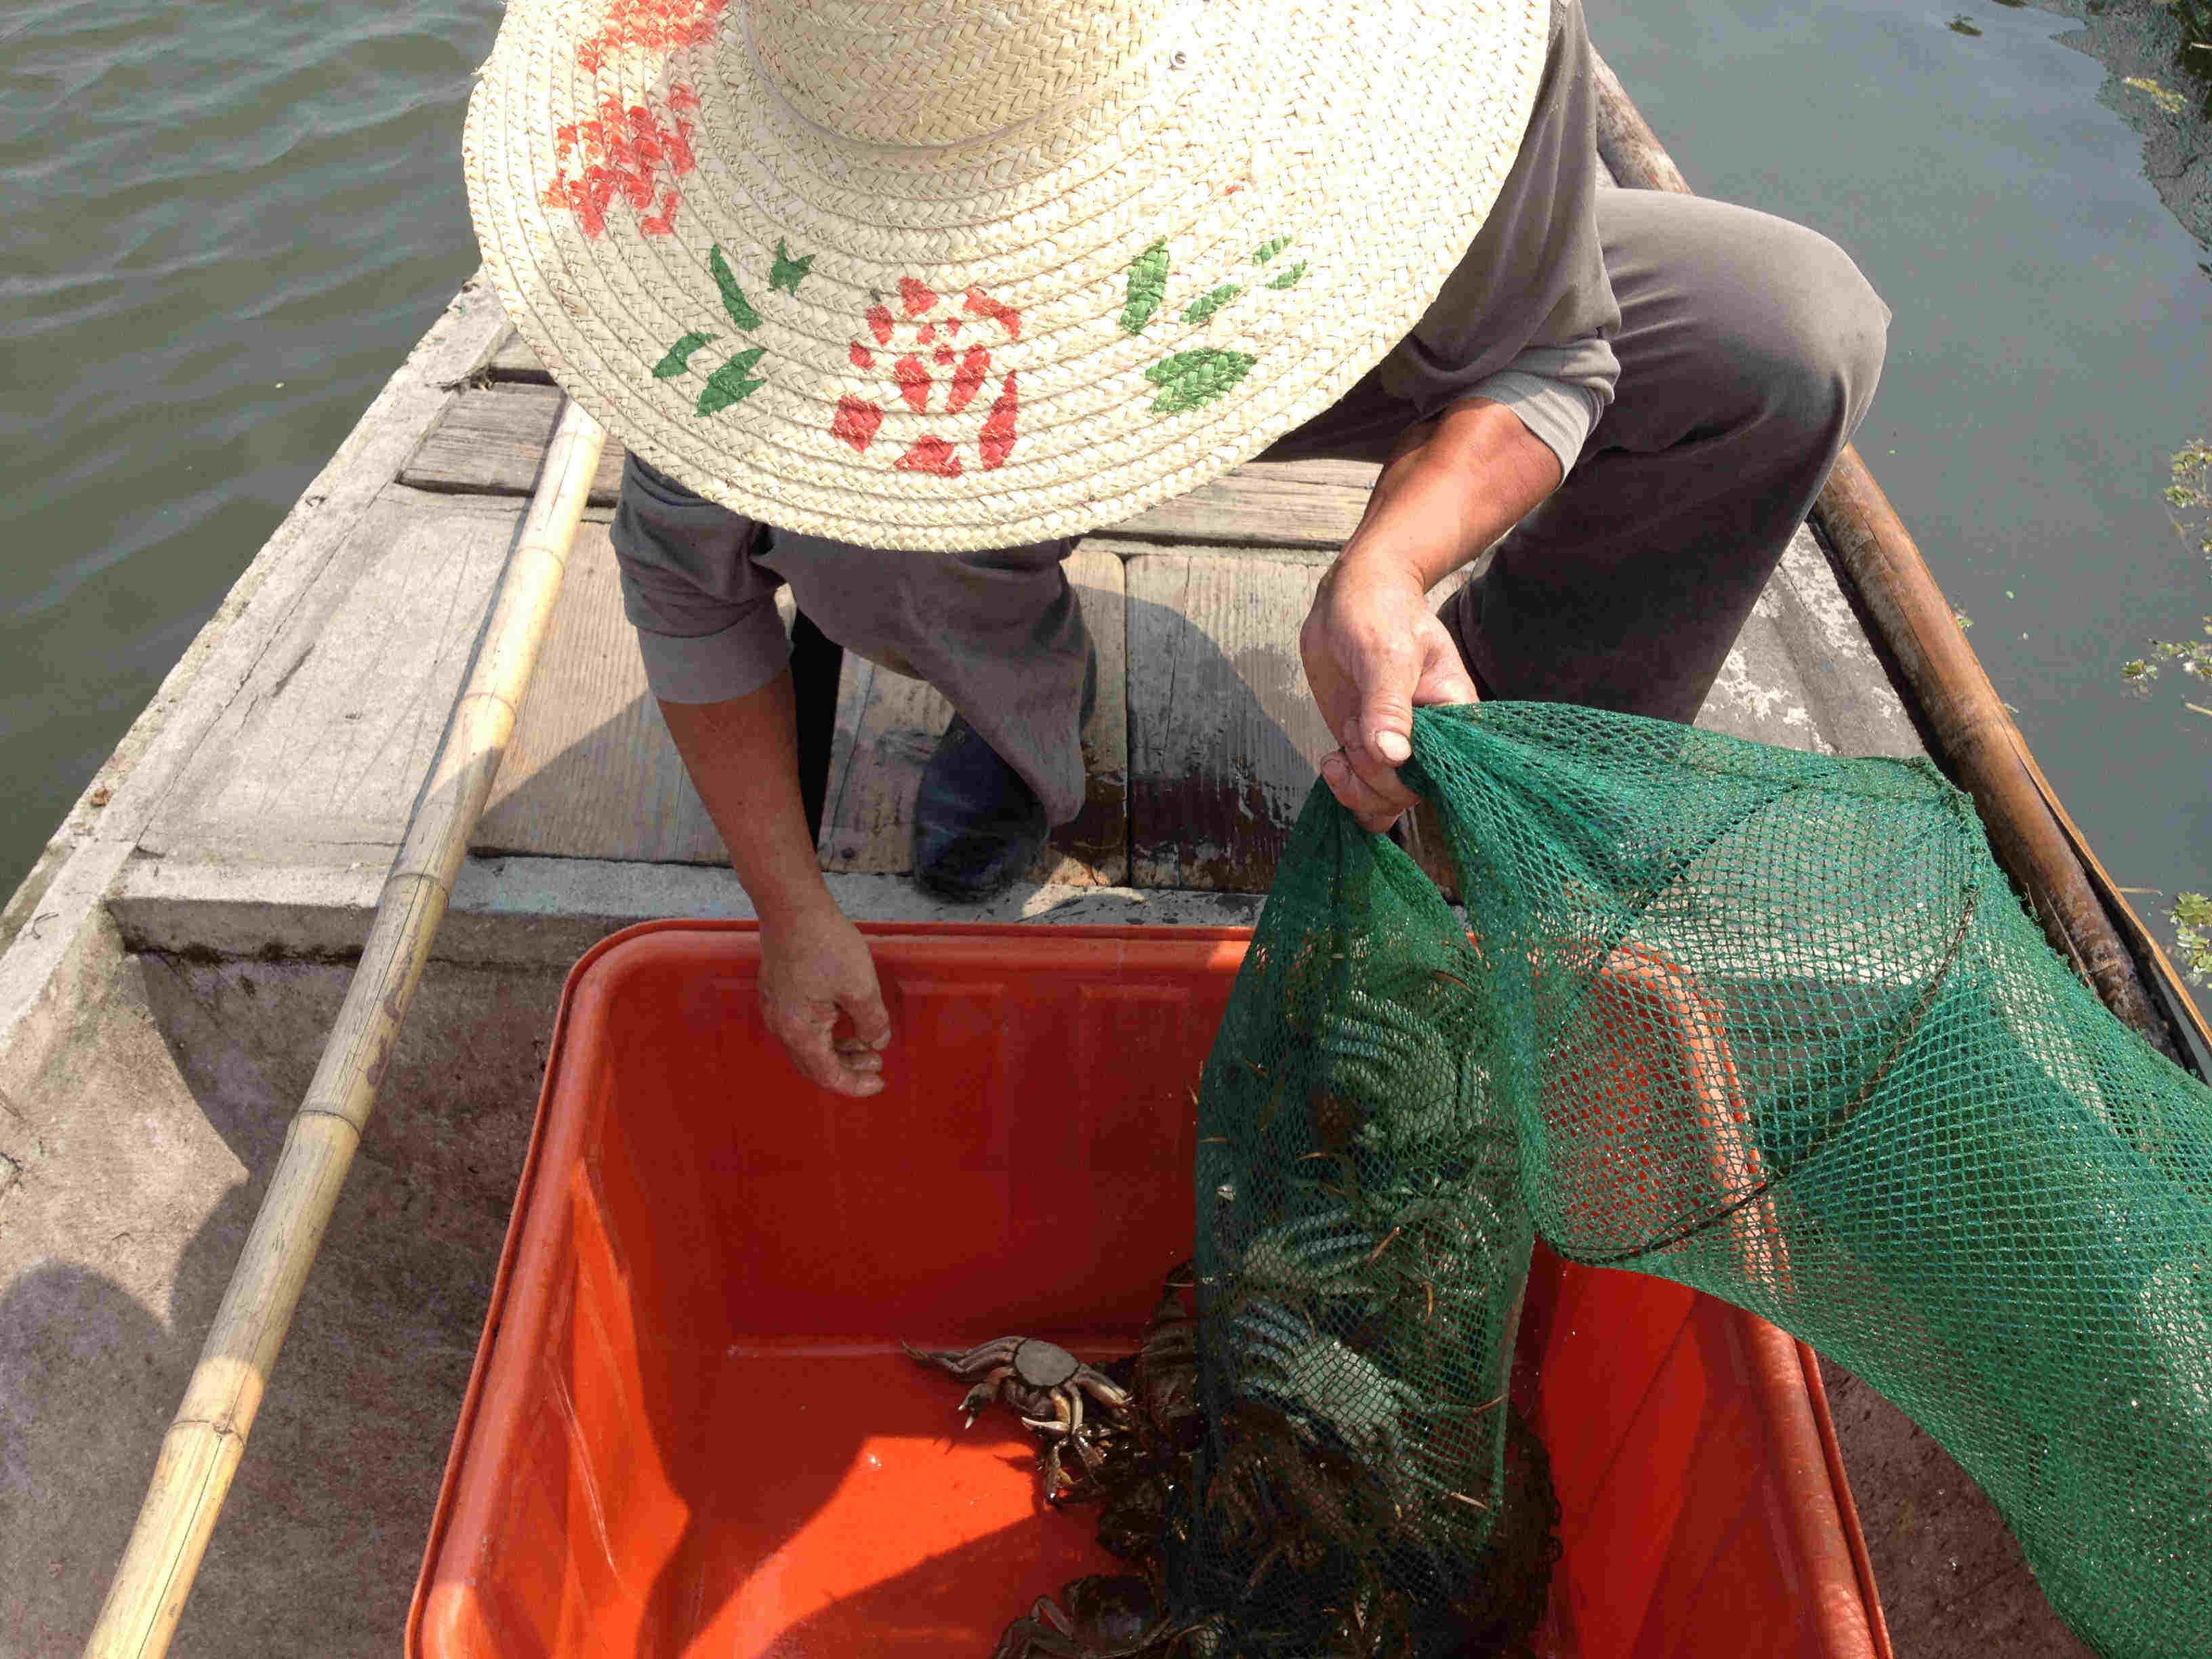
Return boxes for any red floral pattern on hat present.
[544,87,699,238]
[834,283,1023,475]
[575,0,726,75]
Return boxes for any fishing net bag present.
[1179,701,2211,1659]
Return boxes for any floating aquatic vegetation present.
[2173,891,2212,986]
[2125,73,2192,115]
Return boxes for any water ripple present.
[0,0,499,891]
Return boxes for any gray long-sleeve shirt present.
[1371,0,1620,474]
[612,0,1622,704]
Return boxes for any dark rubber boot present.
[911,651,1095,904]
[911,718,1050,902]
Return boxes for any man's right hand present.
[758,901,893,1097]
[656,675,896,1099]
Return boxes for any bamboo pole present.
[82,396,607,1659]
[1589,54,2205,1067]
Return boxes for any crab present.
[989,1574,1172,1659]
[904,1334,1132,1499]
[1227,1294,1468,1511]
[1131,1263,1202,1445]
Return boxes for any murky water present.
[4,0,2207,966]
[1586,0,2212,966]
[1,0,497,884]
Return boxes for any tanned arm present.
[1299,397,1564,830]
[659,669,892,1096]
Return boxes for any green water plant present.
[2123,440,2212,695]
[2124,439,2212,701]
[2160,437,2212,549]
[2123,438,2212,983]
[2173,892,2212,986]
[2124,74,2192,115]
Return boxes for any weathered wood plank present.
[401,377,1918,900]
[1697,594,1837,752]
[479,327,554,384]
[1060,547,1131,880]
[403,384,628,506]
[471,525,729,865]
[1771,527,1923,759]
[139,498,521,863]
[1125,551,1338,891]
[817,547,1128,884]
[403,382,1378,545]
[478,536,1127,878]
[1692,525,1924,758]
[814,657,940,876]
[1110,463,1372,547]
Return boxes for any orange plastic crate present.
[410,922,1889,1659]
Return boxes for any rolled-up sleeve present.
[1453,359,1607,480]
[608,453,791,704]
[1373,0,1620,477]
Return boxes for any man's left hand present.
[1300,546,1477,834]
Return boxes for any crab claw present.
[958,1380,1000,1428]
[1022,1391,1080,1437]
[1038,1440,1072,1507]
[1073,1371,1132,1412]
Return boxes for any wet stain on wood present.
[1126,552,1336,892]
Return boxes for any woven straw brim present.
[466,0,1550,552]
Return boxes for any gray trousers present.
[611,189,1890,825]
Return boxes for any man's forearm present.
[659,670,835,924]
[1340,396,1565,588]
[1298,397,1561,828]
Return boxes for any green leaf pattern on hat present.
[1181,283,1242,325]
[1145,348,1256,414]
[710,245,763,330]
[768,239,814,295]
[696,346,766,417]
[1122,234,1302,414]
[1120,239,1171,335]
[652,331,718,379]
[659,242,817,417]
[1253,235,1304,289]
[658,232,1305,426]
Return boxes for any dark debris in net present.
[914,1263,1562,1659]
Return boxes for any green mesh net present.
[1176,701,2212,1659]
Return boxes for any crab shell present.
[1002,1339,1096,1420]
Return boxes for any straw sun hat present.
[464,0,1550,552]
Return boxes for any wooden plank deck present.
[0,129,2076,1659]
[374,346,2048,1659]
[127,296,1920,918]
[424,321,1392,886]
[407,319,1919,900]
[403,377,1380,550]
[20,271,2064,1659]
